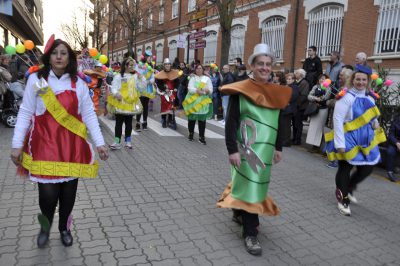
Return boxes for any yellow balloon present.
[16,43,26,54]
[99,55,108,64]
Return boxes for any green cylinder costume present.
[231,95,279,203]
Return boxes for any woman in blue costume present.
[324,65,386,216]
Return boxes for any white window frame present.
[159,6,164,24]
[169,40,177,61]
[148,10,153,28]
[374,0,400,56]
[203,31,217,64]
[156,43,163,65]
[229,24,245,63]
[188,0,196,12]
[137,47,142,57]
[172,0,179,19]
[307,4,344,57]
[261,16,286,60]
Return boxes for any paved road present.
[1,109,399,266]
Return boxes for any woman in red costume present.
[10,37,109,248]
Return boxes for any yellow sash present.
[38,87,88,139]
[22,152,98,178]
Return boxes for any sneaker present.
[219,120,225,126]
[244,236,262,256]
[337,202,351,216]
[125,142,132,149]
[348,193,358,204]
[214,114,218,121]
[199,137,206,145]
[135,123,141,132]
[142,122,148,131]
[109,143,121,150]
[387,171,397,182]
[326,161,338,168]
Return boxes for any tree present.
[209,0,237,66]
[60,5,91,51]
[91,0,109,52]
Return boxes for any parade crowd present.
[1,37,399,257]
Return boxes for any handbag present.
[304,102,319,117]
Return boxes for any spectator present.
[0,54,12,95]
[293,68,310,145]
[306,74,331,153]
[210,65,222,120]
[355,52,368,66]
[386,116,400,182]
[235,64,249,82]
[172,57,180,69]
[281,73,299,147]
[303,45,323,87]
[272,71,285,84]
[220,64,235,125]
[177,62,189,109]
[325,51,344,90]
[233,57,242,78]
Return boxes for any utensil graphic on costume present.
[238,119,265,174]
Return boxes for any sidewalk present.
[0,119,399,265]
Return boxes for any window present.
[307,5,344,57]
[146,46,152,55]
[261,16,286,60]
[156,43,163,64]
[148,10,153,28]
[159,6,164,24]
[204,31,217,64]
[172,0,179,19]
[102,31,108,44]
[137,47,142,57]
[139,18,143,32]
[169,40,177,61]
[374,0,400,55]
[125,27,128,39]
[229,24,245,62]
[188,0,196,12]
[120,28,123,41]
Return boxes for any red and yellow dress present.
[12,71,105,183]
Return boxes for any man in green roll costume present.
[217,43,291,256]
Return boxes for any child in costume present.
[135,51,156,131]
[108,57,145,149]
[217,44,291,256]
[10,36,109,248]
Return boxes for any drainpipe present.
[290,0,300,72]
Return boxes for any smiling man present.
[217,43,292,256]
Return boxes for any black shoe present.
[37,229,50,248]
[188,133,194,141]
[162,120,167,128]
[169,121,177,130]
[135,123,141,132]
[232,213,243,225]
[199,137,206,145]
[142,122,148,131]
[60,230,73,247]
[244,236,262,256]
[387,171,397,182]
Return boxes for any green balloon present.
[94,52,101,60]
[376,78,383,86]
[5,45,16,55]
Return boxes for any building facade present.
[101,0,400,80]
[0,0,44,48]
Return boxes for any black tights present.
[136,96,149,123]
[38,179,78,232]
[336,160,374,202]
[115,114,133,141]
[188,120,206,138]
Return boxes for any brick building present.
[0,0,44,47]
[103,0,400,81]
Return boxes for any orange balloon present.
[89,48,98,57]
[24,40,35,50]
[325,79,332,85]
[371,73,379,80]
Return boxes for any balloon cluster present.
[210,63,219,71]
[89,48,108,64]
[321,78,332,90]
[371,73,392,87]
[5,40,35,55]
